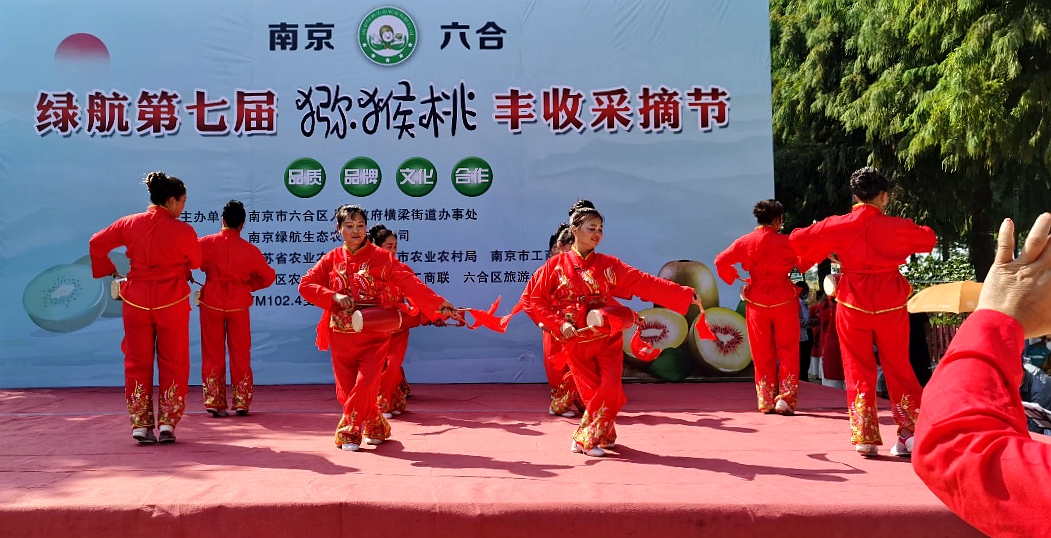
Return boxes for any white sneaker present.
[391,410,402,416]
[890,434,914,457]
[365,437,383,446]
[132,427,156,444]
[855,443,878,457]
[157,424,176,443]
[571,441,605,457]
[774,399,793,415]
[381,412,393,419]
[341,443,360,451]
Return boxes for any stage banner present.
[0,0,773,388]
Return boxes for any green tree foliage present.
[902,252,976,286]
[772,0,1051,280]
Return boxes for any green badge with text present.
[359,7,417,66]
[451,157,493,197]
[341,157,382,197]
[396,157,437,197]
[285,158,325,198]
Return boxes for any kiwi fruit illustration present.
[23,263,107,332]
[621,307,691,381]
[688,307,752,373]
[655,260,720,324]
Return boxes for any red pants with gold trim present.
[837,306,921,445]
[565,336,625,450]
[200,306,253,412]
[330,331,391,446]
[377,329,410,414]
[745,302,800,412]
[121,300,190,430]
[544,333,582,415]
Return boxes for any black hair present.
[568,199,595,218]
[334,204,368,229]
[368,223,395,246]
[548,222,570,252]
[753,199,784,225]
[849,167,891,202]
[222,200,246,229]
[557,227,574,246]
[144,171,186,206]
[570,207,603,228]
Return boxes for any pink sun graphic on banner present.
[55,33,109,63]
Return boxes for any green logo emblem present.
[341,157,382,197]
[359,7,417,66]
[397,157,437,197]
[451,157,493,197]
[285,158,326,198]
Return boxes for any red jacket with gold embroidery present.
[198,228,276,310]
[298,242,446,349]
[912,310,1048,538]
[789,204,936,313]
[714,225,802,307]
[524,250,693,333]
[89,206,201,309]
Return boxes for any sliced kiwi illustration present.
[23,263,107,332]
[655,260,720,324]
[688,307,752,373]
[75,251,129,317]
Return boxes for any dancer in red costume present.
[525,207,698,457]
[790,167,936,457]
[298,205,461,451]
[89,171,201,444]
[368,224,413,419]
[197,200,276,417]
[715,200,812,415]
[914,214,1051,538]
[540,225,586,417]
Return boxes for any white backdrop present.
[0,0,772,387]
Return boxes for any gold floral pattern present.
[363,413,391,441]
[398,374,411,397]
[778,373,799,410]
[158,382,186,427]
[549,380,576,416]
[335,410,362,446]
[202,373,226,409]
[127,381,154,429]
[756,376,776,412]
[849,388,882,445]
[377,389,407,414]
[891,393,919,434]
[573,405,615,450]
[233,374,253,411]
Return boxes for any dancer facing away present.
[789,167,936,457]
[89,171,201,444]
[197,200,276,417]
[368,224,413,419]
[913,214,1051,538]
[524,207,698,457]
[714,200,813,415]
[298,205,461,452]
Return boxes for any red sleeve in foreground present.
[912,309,1051,538]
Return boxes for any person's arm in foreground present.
[913,213,1051,538]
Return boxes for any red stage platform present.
[0,382,981,537]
